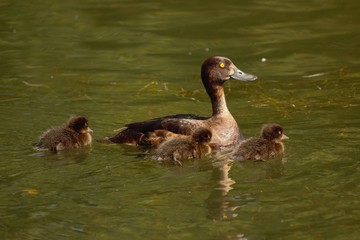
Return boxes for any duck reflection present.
[31,147,91,165]
[205,159,238,220]
[205,156,286,221]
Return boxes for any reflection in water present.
[205,157,286,221]
[236,157,286,182]
[205,159,238,220]
[30,147,91,165]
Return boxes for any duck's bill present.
[230,65,257,81]
[281,134,289,140]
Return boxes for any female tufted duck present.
[152,127,213,165]
[107,56,257,148]
[230,123,288,161]
[35,116,93,151]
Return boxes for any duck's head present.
[261,123,289,142]
[68,116,93,134]
[192,127,212,143]
[201,56,257,86]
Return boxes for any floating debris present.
[302,72,328,78]
[22,81,48,88]
[163,82,169,91]
[23,188,39,195]
[137,80,158,93]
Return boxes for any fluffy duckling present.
[139,129,187,147]
[230,123,288,161]
[152,127,213,165]
[35,116,93,151]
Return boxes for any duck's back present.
[108,114,208,144]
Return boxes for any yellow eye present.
[219,63,225,68]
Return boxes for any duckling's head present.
[192,127,212,144]
[68,116,93,134]
[201,56,257,86]
[261,123,289,142]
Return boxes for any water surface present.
[1,0,359,239]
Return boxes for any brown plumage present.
[35,116,93,151]
[106,56,257,148]
[139,129,185,147]
[230,123,289,161]
[152,127,213,165]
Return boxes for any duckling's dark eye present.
[219,63,225,68]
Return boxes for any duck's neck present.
[207,85,230,116]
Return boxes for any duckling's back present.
[35,127,80,151]
[153,138,197,162]
[230,137,269,161]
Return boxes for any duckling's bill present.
[281,134,289,140]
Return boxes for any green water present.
[1,0,359,239]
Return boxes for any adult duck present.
[107,56,257,148]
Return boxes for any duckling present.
[152,127,213,165]
[139,129,186,147]
[230,123,288,161]
[35,116,93,151]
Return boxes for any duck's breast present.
[206,115,240,147]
